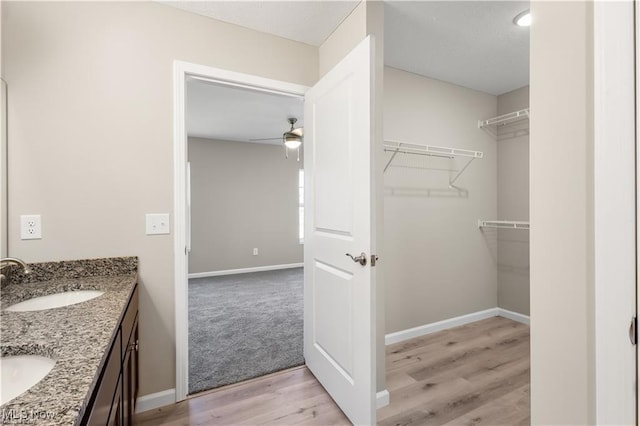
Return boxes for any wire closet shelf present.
[478,108,530,137]
[383,140,483,187]
[477,220,530,230]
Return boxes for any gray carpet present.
[188,268,304,394]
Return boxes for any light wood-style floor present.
[135,316,529,426]
[134,366,350,426]
[379,316,530,425]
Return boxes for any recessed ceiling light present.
[513,10,531,27]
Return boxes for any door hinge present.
[629,316,637,345]
[371,254,379,267]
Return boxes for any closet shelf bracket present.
[478,220,530,230]
[383,141,483,187]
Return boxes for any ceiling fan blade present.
[249,137,282,141]
[292,128,304,137]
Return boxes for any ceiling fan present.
[250,117,303,160]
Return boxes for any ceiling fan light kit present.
[248,117,303,161]
[284,142,301,161]
[284,135,302,149]
[283,117,303,161]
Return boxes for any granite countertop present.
[0,257,138,425]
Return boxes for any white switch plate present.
[146,214,170,235]
[253,248,259,256]
[20,214,42,240]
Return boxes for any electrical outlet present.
[20,215,42,240]
[253,248,259,256]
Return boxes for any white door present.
[303,36,376,425]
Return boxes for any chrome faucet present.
[0,257,31,282]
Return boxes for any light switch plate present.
[20,214,42,240]
[146,213,170,235]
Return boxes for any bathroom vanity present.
[85,283,138,426]
[0,257,139,425]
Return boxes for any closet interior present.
[380,1,531,422]
[383,74,530,330]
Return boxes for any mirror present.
[1,79,7,258]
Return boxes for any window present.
[299,169,304,244]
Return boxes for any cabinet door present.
[107,375,122,426]
[123,320,138,425]
[87,330,122,426]
[132,322,139,410]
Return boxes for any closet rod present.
[383,147,453,160]
[477,220,530,230]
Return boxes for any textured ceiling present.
[181,1,530,141]
[187,77,304,143]
[166,1,529,95]
[162,0,360,46]
[385,1,530,95]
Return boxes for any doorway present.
[173,64,310,401]
[185,78,306,394]
[174,35,380,424]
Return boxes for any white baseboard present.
[188,263,303,279]
[136,388,176,413]
[497,308,530,325]
[385,308,499,345]
[136,385,389,412]
[136,385,388,413]
[385,307,531,345]
[376,389,390,409]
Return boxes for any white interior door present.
[303,36,376,425]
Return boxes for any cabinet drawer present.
[121,285,138,353]
[87,328,121,426]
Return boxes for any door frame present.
[173,60,309,401]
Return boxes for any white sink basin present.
[0,355,56,405]
[5,290,104,312]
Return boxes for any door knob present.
[346,252,367,266]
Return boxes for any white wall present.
[2,1,318,397]
[319,1,367,78]
[383,67,497,334]
[0,1,5,258]
[496,86,529,315]
[530,1,595,423]
[593,2,636,423]
[188,138,302,273]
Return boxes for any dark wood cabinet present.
[83,285,139,426]
[86,329,121,426]
[122,317,138,425]
[107,376,122,426]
